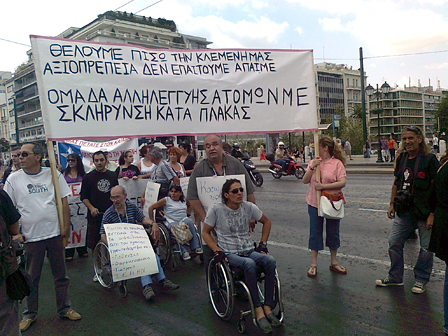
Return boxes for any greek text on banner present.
[30,36,318,140]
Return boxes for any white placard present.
[66,182,87,248]
[142,181,161,218]
[30,36,318,141]
[104,223,158,282]
[119,178,148,209]
[196,174,246,211]
[179,177,190,196]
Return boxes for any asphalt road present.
[22,173,445,336]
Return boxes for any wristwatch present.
[259,241,267,247]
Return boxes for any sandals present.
[329,263,347,275]
[307,265,317,277]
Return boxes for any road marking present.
[358,208,388,212]
[270,241,446,276]
[255,193,389,205]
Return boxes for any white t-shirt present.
[4,167,71,243]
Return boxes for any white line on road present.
[358,208,388,212]
[270,241,446,276]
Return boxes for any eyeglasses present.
[110,196,123,201]
[230,187,244,194]
[67,159,76,163]
[18,152,35,158]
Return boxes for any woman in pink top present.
[302,136,347,277]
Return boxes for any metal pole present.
[360,47,367,144]
[376,84,384,163]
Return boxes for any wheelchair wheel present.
[157,224,172,268]
[93,241,116,290]
[207,259,234,320]
[237,318,246,334]
[119,281,128,298]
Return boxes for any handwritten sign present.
[30,36,318,141]
[179,177,190,196]
[119,178,148,209]
[104,223,158,282]
[66,182,87,248]
[142,181,160,218]
[196,174,247,212]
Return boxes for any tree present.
[339,114,364,154]
[434,94,448,136]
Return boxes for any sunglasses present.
[12,154,18,158]
[230,187,244,194]
[403,125,422,134]
[18,152,35,158]
[67,159,76,163]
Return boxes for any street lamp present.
[366,82,391,163]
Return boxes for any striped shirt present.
[99,200,145,234]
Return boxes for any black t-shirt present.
[0,190,21,249]
[182,155,197,173]
[115,164,140,179]
[80,170,118,215]
[2,167,13,184]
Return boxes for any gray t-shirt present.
[204,201,262,254]
[151,160,177,184]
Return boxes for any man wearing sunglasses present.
[376,126,439,294]
[4,143,82,332]
[1,147,21,185]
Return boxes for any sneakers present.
[142,285,155,300]
[195,247,203,254]
[20,318,35,332]
[375,277,404,287]
[182,251,191,260]
[412,281,426,294]
[60,309,82,321]
[161,279,180,290]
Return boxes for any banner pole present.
[47,140,67,247]
[314,131,322,217]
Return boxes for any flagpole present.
[314,131,322,217]
[47,140,67,247]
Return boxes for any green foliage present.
[339,115,364,154]
[230,136,265,157]
[100,11,177,32]
[434,94,448,135]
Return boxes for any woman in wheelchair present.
[149,184,202,261]
[203,178,281,334]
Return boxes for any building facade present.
[7,11,212,146]
[368,85,443,140]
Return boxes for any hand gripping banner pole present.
[313,131,322,217]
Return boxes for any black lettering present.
[73,104,85,121]
[241,106,250,119]
[48,89,59,104]
[297,87,309,106]
[57,105,71,121]
[43,63,53,75]
[113,89,123,103]
[50,44,62,57]
[157,106,165,120]
[135,106,143,119]
[89,89,99,103]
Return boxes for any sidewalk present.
[251,154,395,174]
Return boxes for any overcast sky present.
[2,0,448,90]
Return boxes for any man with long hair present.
[376,126,439,294]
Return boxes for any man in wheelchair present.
[100,186,180,301]
[202,178,281,334]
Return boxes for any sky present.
[2,0,448,90]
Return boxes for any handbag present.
[162,212,193,245]
[6,266,31,301]
[320,190,344,220]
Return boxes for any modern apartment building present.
[368,85,444,139]
[0,71,12,140]
[7,11,212,146]
[315,63,367,124]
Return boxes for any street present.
[23,173,445,336]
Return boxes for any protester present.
[137,145,155,179]
[2,147,20,184]
[381,136,390,162]
[0,190,21,336]
[149,147,180,199]
[148,184,202,261]
[167,147,186,178]
[202,178,280,334]
[179,142,197,176]
[302,136,347,277]
[376,126,439,293]
[63,153,88,261]
[115,150,140,180]
[389,134,397,162]
[4,143,81,332]
[81,150,118,281]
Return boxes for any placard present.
[196,174,246,211]
[66,182,87,248]
[142,181,161,218]
[118,178,148,209]
[104,223,158,282]
[30,36,318,141]
[179,176,189,196]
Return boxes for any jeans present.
[23,236,71,319]
[226,251,276,308]
[0,279,20,336]
[308,205,341,251]
[140,254,165,287]
[274,159,288,172]
[388,213,434,284]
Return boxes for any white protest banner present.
[104,223,158,282]
[30,36,318,141]
[142,181,160,218]
[58,138,139,172]
[179,177,189,196]
[196,174,247,212]
[118,178,148,209]
[66,182,87,248]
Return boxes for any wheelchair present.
[207,255,284,334]
[93,224,161,298]
[156,219,204,271]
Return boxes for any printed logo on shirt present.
[27,183,48,194]
[97,179,111,193]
